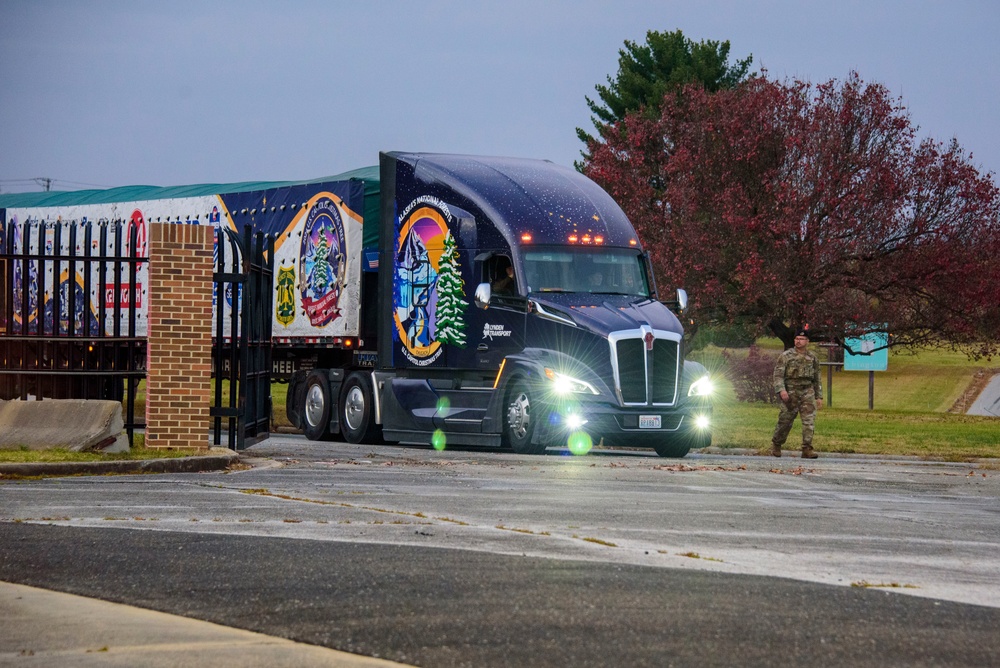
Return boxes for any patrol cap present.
[794,328,810,339]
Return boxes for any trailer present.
[0,152,714,456]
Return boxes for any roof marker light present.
[629,239,638,246]
[568,234,578,243]
[582,234,592,244]
[521,232,533,243]
[594,235,604,244]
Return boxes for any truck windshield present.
[522,248,650,297]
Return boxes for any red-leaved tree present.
[584,73,1000,356]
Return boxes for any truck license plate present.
[639,415,661,429]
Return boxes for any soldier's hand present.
[779,390,789,403]
[815,398,823,410]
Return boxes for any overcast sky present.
[1,0,997,193]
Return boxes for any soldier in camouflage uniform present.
[771,329,823,458]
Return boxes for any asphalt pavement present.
[3,519,1000,667]
[2,449,399,668]
[3,437,999,666]
[968,371,1000,416]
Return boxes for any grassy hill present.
[691,340,999,460]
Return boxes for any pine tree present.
[577,29,752,167]
[434,231,468,348]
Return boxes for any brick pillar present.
[146,224,214,450]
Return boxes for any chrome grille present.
[651,339,679,403]
[611,330,680,406]
[616,339,645,403]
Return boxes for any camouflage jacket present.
[773,348,822,395]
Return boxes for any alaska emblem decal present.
[392,196,468,366]
[299,197,346,327]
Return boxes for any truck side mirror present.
[475,282,492,309]
[664,288,688,314]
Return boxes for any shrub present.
[687,322,759,351]
[722,345,779,403]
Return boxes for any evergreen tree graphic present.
[434,231,467,347]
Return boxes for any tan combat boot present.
[801,445,818,459]
[770,444,782,457]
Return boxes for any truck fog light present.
[694,414,710,430]
[565,413,587,430]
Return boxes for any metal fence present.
[1,217,273,451]
[0,219,146,446]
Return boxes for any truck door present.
[470,253,526,373]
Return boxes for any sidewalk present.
[1,581,411,667]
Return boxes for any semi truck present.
[0,152,713,456]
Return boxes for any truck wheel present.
[504,381,546,455]
[340,372,382,444]
[653,439,691,458]
[302,371,332,441]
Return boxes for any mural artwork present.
[392,197,468,366]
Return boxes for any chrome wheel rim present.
[344,385,366,432]
[507,391,530,440]
[305,384,325,428]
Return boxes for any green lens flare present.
[432,429,447,451]
[567,431,593,456]
[436,397,451,415]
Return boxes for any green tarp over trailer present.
[0,165,383,250]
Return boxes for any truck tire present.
[340,372,382,444]
[302,371,332,441]
[653,439,691,458]
[503,380,546,455]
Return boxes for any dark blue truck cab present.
[373,152,712,456]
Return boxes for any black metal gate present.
[212,226,274,450]
[0,218,146,446]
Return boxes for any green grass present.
[696,339,990,411]
[0,446,205,464]
[5,342,995,464]
[692,340,999,460]
[711,401,998,460]
[272,382,290,429]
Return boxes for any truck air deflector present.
[387,152,639,249]
[608,328,681,407]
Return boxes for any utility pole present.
[33,177,52,191]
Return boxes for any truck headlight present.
[545,368,599,395]
[688,375,714,397]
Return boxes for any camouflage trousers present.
[772,387,817,448]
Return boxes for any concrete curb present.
[695,446,1000,464]
[0,448,240,478]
